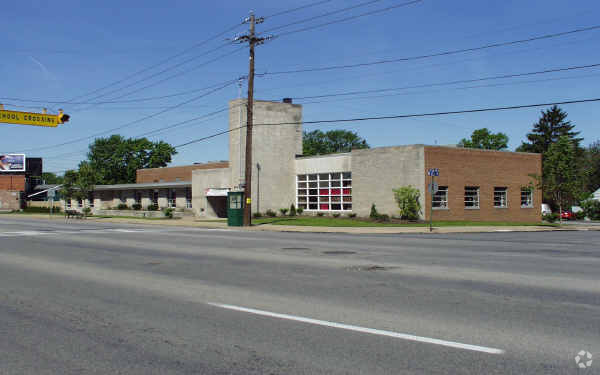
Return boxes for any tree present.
[516,105,583,155]
[75,161,97,204]
[87,135,177,184]
[458,128,508,150]
[393,186,421,220]
[303,130,369,156]
[537,136,583,214]
[60,170,78,202]
[42,172,64,185]
[584,140,600,192]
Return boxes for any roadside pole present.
[427,168,439,232]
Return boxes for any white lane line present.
[208,303,505,355]
[495,230,513,232]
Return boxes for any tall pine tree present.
[516,105,583,155]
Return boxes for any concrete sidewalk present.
[3,213,598,234]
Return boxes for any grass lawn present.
[253,216,555,227]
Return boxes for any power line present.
[289,62,600,100]
[263,25,600,75]
[71,47,244,113]
[65,23,245,103]
[13,79,238,154]
[173,97,600,148]
[262,0,387,33]
[264,0,334,19]
[274,0,422,38]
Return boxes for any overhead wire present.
[264,0,335,19]
[173,98,600,149]
[263,25,600,75]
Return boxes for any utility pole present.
[233,12,270,226]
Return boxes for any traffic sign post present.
[427,168,440,232]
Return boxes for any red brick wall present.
[423,147,542,222]
[0,175,25,191]
[136,162,229,183]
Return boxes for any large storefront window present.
[297,172,352,211]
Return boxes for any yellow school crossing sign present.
[0,107,69,127]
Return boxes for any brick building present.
[0,157,42,211]
[66,98,542,222]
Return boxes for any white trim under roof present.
[93,181,191,191]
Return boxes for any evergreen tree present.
[539,136,583,211]
[516,105,583,155]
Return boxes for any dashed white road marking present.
[208,302,505,355]
[0,228,157,237]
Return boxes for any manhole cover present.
[346,265,396,271]
[281,247,310,251]
[323,251,356,255]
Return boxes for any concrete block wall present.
[192,168,231,217]
[352,145,426,218]
[229,99,302,214]
[0,191,21,210]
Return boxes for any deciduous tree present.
[303,130,369,156]
[458,128,508,150]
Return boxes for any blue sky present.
[1,0,599,174]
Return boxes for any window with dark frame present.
[433,186,448,209]
[494,187,508,208]
[521,188,533,208]
[464,186,480,208]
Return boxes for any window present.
[185,188,192,208]
[77,198,83,208]
[168,190,176,208]
[433,186,448,209]
[464,186,480,208]
[521,188,533,208]
[297,172,352,211]
[494,187,508,208]
[134,191,142,205]
[152,190,159,206]
[88,193,94,208]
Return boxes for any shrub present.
[132,203,142,211]
[393,186,421,220]
[289,204,297,216]
[370,204,379,219]
[82,207,92,216]
[279,208,289,216]
[543,213,559,223]
[266,209,277,217]
[117,203,129,210]
[378,214,391,222]
[253,212,263,218]
[23,206,61,214]
[581,199,600,220]
[317,212,325,217]
[348,213,357,218]
[146,204,159,211]
[297,207,304,215]
[163,207,174,219]
[574,211,586,221]
[332,213,341,218]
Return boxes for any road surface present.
[0,216,598,374]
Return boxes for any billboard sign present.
[0,154,26,172]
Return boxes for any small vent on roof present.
[283,98,293,104]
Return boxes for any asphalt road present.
[0,216,598,374]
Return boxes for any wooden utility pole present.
[234,12,269,226]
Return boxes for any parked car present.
[541,203,552,215]
[560,211,574,220]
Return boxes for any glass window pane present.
[343,204,352,210]
[331,173,341,180]
[309,196,318,202]
[298,204,307,209]
[298,196,307,203]
[319,173,329,180]
[343,180,352,187]
[298,175,307,181]
[298,189,306,196]
[342,172,351,179]
[309,181,318,188]
[298,182,307,188]
[319,181,329,188]
[308,174,317,181]
[331,180,341,187]
[320,203,330,210]
[331,204,342,210]
[343,196,352,202]
[330,188,341,195]
[309,204,318,210]
[309,189,318,195]
[331,196,341,202]
[319,197,329,203]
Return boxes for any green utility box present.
[227,191,244,226]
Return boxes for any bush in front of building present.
[348,213,357,218]
[147,204,159,211]
[82,207,92,216]
[581,199,600,220]
[253,212,263,218]
[22,206,62,214]
[297,207,304,215]
[332,213,340,218]
[370,204,380,219]
[132,203,142,210]
[266,209,277,217]
[289,204,296,216]
[279,208,289,216]
[117,203,129,210]
[317,212,325,217]
[543,213,559,223]
[393,186,421,221]
[574,211,586,220]
[162,207,174,219]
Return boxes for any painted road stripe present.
[208,303,505,355]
